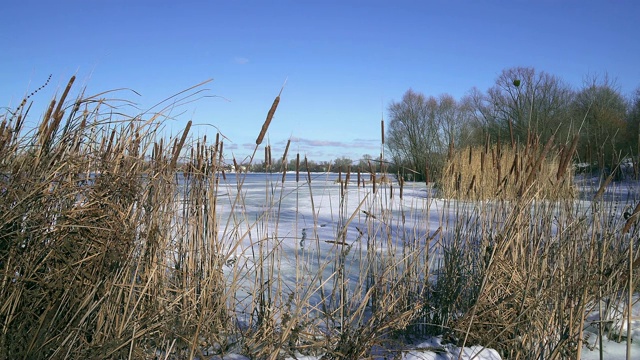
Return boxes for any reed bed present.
[0,78,638,360]
[441,134,577,200]
[430,137,640,358]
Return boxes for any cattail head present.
[256,82,286,145]
[256,96,279,145]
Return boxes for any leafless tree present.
[386,89,469,181]
[571,76,628,169]
[468,67,574,145]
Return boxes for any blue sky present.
[2,0,639,163]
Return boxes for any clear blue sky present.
[2,0,639,163]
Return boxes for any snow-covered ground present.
[581,294,640,360]
[201,173,640,360]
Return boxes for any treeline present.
[243,154,384,173]
[386,66,640,182]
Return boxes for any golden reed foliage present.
[441,134,578,200]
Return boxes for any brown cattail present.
[170,120,192,170]
[281,139,291,181]
[256,96,279,145]
[282,139,291,163]
[256,84,285,145]
[42,99,56,125]
[52,76,75,122]
[467,175,476,196]
[296,153,300,182]
[345,166,350,189]
[305,156,311,183]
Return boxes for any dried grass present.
[441,134,576,200]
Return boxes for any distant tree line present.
[386,66,640,182]
[245,154,384,174]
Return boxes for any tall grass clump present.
[0,77,235,359]
[425,132,640,359]
[441,133,577,200]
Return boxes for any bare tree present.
[386,89,469,181]
[333,156,353,171]
[626,87,640,156]
[571,76,628,170]
[468,67,574,145]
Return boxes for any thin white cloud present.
[290,137,379,149]
[234,57,249,65]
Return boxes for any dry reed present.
[441,134,576,200]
